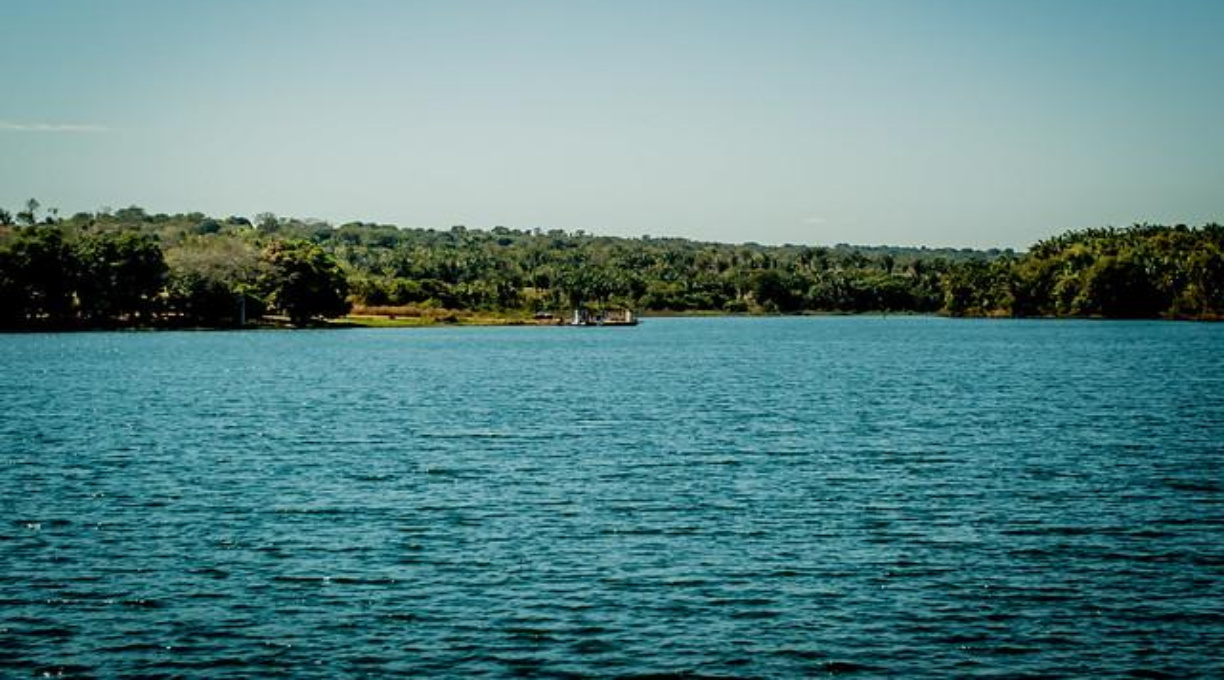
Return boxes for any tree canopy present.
[0,200,1219,329]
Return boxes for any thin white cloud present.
[802,216,828,225]
[0,119,107,133]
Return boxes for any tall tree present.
[260,240,350,325]
[16,198,40,226]
[5,226,77,325]
[74,231,168,325]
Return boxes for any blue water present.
[1,317,1222,677]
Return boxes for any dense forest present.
[0,198,1221,329]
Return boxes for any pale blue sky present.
[2,0,1221,248]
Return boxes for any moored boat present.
[568,308,638,326]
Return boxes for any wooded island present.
[1,200,1220,329]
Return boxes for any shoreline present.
[331,310,1221,328]
[2,310,1219,334]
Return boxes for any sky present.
[2,0,1222,249]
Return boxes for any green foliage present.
[0,224,166,327]
[0,199,1220,328]
[73,231,168,325]
[945,224,1224,318]
[164,236,264,326]
[2,226,77,326]
[259,240,350,325]
[16,198,40,227]
[942,259,1015,317]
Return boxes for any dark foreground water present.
[1,317,1222,678]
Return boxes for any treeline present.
[0,199,1221,329]
[0,202,347,329]
[943,225,1224,318]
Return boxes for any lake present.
[1,317,1222,677]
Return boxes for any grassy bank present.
[333,305,548,328]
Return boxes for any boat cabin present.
[569,308,638,326]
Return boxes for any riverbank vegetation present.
[1,200,1220,329]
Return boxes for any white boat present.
[568,308,638,326]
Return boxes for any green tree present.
[750,269,800,312]
[260,240,351,325]
[0,247,24,326]
[1183,246,1224,315]
[942,259,1012,316]
[5,226,78,325]
[74,231,168,325]
[1075,252,1165,318]
[16,198,40,226]
[164,235,264,326]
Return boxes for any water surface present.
[1,317,1222,677]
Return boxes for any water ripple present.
[1,318,1222,677]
